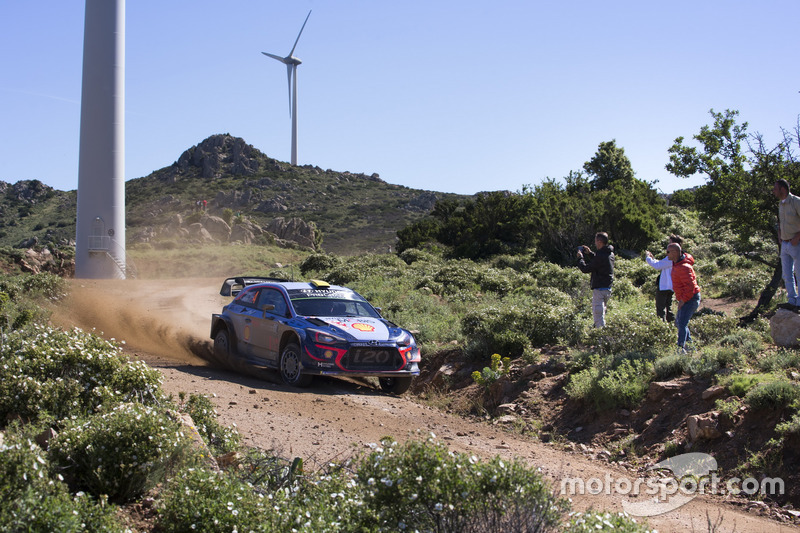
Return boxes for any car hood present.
[320,317,393,341]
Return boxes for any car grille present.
[342,347,404,371]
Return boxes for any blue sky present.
[1,1,798,196]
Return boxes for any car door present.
[226,287,261,358]
[248,287,289,363]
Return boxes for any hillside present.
[0,134,469,255]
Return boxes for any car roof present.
[221,277,354,297]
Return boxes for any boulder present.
[687,412,723,441]
[231,224,255,244]
[770,309,800,347]
[647,381,683,402]
[265,217,317,250]
[200,215,232,241]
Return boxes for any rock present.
[702,385,727,401]
[201,215,232,241]
[648,381,683,401]
[265,217,318,250]
[687,413,723,441]
[35,427,57,450]
[770,309,800,347]
[231,224,255,244]
[521,364,539,378]
[496,403,516,415]
[494,415,517,425]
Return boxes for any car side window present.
[257,288,289,317]
[237,288,258,306]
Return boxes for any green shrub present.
[566,358,653,411]
[653,353,689,380]
[744,380,800,411]
[299,252,342,275]
[722,372,777,397]
[399,247,438,265]
[614,258,655,288]
[354,436,565,532]
[157,467,272,533]
[0,326,164,424]
[588,309,673,355]
[472,353,511,387]
[49,403,190,502]
[527,262,584,297]
[462,292,579,358]
[688,313,739,344]
[0,428,122,532]
[757,349,800,372]
[685,347,743,378]
[180,393,241,455]
[564,511,652,532]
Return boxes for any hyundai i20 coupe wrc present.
[210,277,421,394]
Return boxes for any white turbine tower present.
[262,10,311,166]
[75,0,126,279]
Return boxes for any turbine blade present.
[289,10,311,57]
[262,51,289,64]
[286,64,293,117]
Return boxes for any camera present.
[577,246,583,252]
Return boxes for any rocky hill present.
[0,134,469,256]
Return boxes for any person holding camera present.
[577,232,615,328]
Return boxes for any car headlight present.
[312,330,346,344]
[396,331,412,346]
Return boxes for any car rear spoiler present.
[219,276,290,297]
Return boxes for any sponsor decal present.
[243,325,251,341]
[352,323,375,333]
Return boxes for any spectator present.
[644,234,684,322]
[773,179,800,311]
[577,232,615,328]
[668,243,701,350]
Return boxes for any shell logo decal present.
[243,325,251,341]
[351,323,375,333]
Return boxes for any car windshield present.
[290,297,380,318]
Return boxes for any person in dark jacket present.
[668,242,701,350]
[577,232,615,328]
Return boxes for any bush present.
[462,292,579,358]
[0,427,122,532]
[472,353,511,387]
[157,467,272,533]
[49,403,190,502]
[744,380,800,411]
[180,394,241,455]
[653,353,689,380]
[588,309,673,355]
[688,313,739,344]
[566,358,654,411]
[722,373,777,397]
[299,252,342,276]
[354,436,565,532]
[564,511,652,532]
[0,326,164,424]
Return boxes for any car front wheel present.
[379,376,413,395]
[280,342,313,387]
[213,329,232,367]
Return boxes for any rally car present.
[210,277,421,394]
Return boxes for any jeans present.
[781,241,800,306]
[675,293,701,348]
[592,288,612,328]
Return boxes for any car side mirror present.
[261,304,275,317]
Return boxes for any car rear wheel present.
[280,342,313,387]
[379,376,413,395]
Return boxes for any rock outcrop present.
[770,309,800,347]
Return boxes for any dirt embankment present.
[50,278,799,533]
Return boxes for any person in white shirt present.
[774,179,800,311]
[644,234,684,322]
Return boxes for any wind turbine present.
[262,10,311,166]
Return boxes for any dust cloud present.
[51,278,230,366]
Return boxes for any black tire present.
[379,376,413,395]
[213,329,232,368]
[279,342,313,387]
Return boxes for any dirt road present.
[51,278,799,532]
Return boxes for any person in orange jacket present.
[667,242,701,350]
